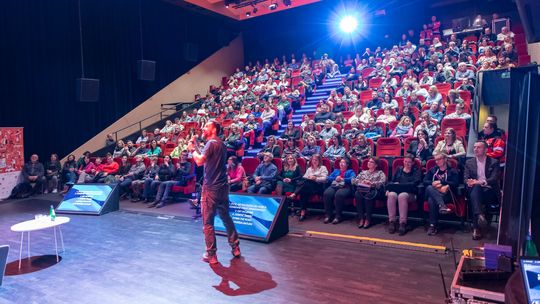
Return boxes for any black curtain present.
[0,0,237,160]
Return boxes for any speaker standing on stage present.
[188,121,240,264]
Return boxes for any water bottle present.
[49,205,56,222]
[525,234,538,257]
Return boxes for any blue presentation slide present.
[57,184,112,213]
[522,259,540,303]
[215,194,282,240]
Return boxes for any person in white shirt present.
[497,26,514,41]
[289,154,328,221]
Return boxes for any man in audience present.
[464,141,501,240]
[247,152,277,194]
[424,103,444,124]
[96,154,120,183]
[314,104,334,124]
[497,26,514,41]
[478,122,506,166]
[106,134,116,147]
[150,150,193,208]
[19,154,46,196]
[136,130,149,144]
[319,120,339,144]
[118,155,146,199]
[366,92,382,110]
[480,27,497,42]
[455,62,475,83]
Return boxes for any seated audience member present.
[290,154,328,221]
[366,92,382,110]
[323,158,356,224]
[381,94,399,110]
[275,155,302,196]
[414,113,438,140]
[118,155,146,199]
[433,128,466,160]
[424,153,459,236]
[77,156,99,183]
[227,156,246,192]
[407,129,433,165]
[146,139,162,157]
[323,135,346,161]
[143,156,174,204]
[376,107,397,124]
[61,154,78,192]
[302,120,319,140]
[455,62,475,83]
[131,157,159,202]
[301,136,321,160]
[158,132,171,144]
[161,120,175,133]
[444,102,471,123]
[258,135,281,158]
[314,105,335,124]
[478,122,506,166]
[319,120,339,144]
[260,105,277,131]
[386,154,422,235]
[424,103,444,124]
[407,91,423,110]
[399,107,417,128]
[247,152,277,194]
[105,134,116,147]
[76,151,91,169]
[347,134,372,161]
[300,114,311,130]
[363,117,383,140]
[112,140,127,158]
[342,120,363,141]
[396,82,412,99]
[149,151,193,208]
[133,140,149,156]
[465,141,501,240]
[281,121,301,141]
[124,140,137,157]
[14,154,46,196]
[497,26,514,41]
[44,153,61,193]
[418,70,433,86]
[95,155,120,183]
[425,86,442,106]
[152,128,162,142]
[390,116,414,139]
[354,157,387,229]
[108,155,131,184]
[170,138,188,158]
[243,114,262,148]
[332,98,347,113]
[136,129,149,144]
[282,137,302,159]
[224,124,244,158]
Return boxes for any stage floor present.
[0,195,494,303]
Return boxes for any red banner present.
[0,127,24,174]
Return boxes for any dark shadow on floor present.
[210,257,277,296]
[5,255,62,276]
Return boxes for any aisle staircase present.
[245,76,343,157]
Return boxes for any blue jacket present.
[327,169,356,186]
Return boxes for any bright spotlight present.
[339,16,358,34]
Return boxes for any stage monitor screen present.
[215,193,287,242]
[56,184,115,214]
[521,257,540,304]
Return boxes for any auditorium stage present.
[0,195,495,303]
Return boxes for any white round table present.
[11,216,70,269]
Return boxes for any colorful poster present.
[0,127,24,199]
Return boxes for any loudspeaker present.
[183,42,198,62]
[516,0,540,43]
[137,60,156,81]
[76,78,100,102]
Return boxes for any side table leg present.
[27,231,30,259]
[59,226,65,252]
[53,226,59,263]
[19,232,24,269]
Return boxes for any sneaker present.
[427,225,438,236]
[398,223,407,236]
[147,201,158,208]
[388,221,397,234]
[44,190,49,194]
[323,217,332,224]
[472,229,482,240]
[155,202,165,208]
[231,246,241,258]
[331,218,341,225]
[202,252,218,264]
[52,189,58,194]
[439,204,452,214]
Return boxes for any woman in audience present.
[146,139,162,157]
[290,154,328,221]
[347,134,372,162]
[62,154,78,193]
[282,138,302,159]
[376,107,397,124]
[160,120,175,133]
[323,158,356,224]
[385,154,422,235]
[258,135,281,158]
[477,47,497,67]
[276,155,302,196]
[300,114,311,130]
[407,129,433,165]
[281,121,301,141]
[112,140,127,158]
[334,112,347,128]
[398,105,416,124]
[433,128,466,159]
[302,120,319,141]
[227,156,245,192]
[170,138,188,159]
[382,93,399,110]
[343,120,363,141]
[44,153,61,194]
[424,153,459,236]
[390,116,414,139]
[224,124,243,158]
[131,156,159,202]
[323,135,346,161]
[354,157,387,229]
[425,86,442,106]
[301,136,321,160]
